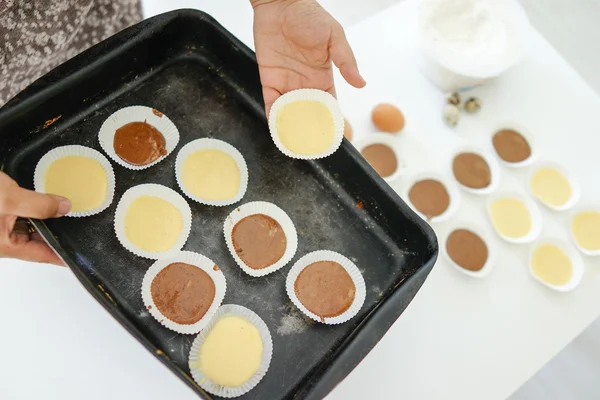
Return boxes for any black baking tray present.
[0,10,437,400]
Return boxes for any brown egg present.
[372,103,405,133]
[343,118,353,141]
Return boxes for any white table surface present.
[327,2,600,399]
[2,1,600,400]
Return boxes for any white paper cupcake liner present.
[528,237,584,292]
[188,304,273,398]
[174,138,248,206]
[114,183,192,259]
[569,205,600,257]
[285,250,366,325]
[141,251,226,334]
[528,161,580,211]
[33,145,115,217]
[486,191,543,244]
[268,89,344,160]
[223,201,298,277]
[98,105,180,170]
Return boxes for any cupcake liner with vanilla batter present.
[286,250,366,325]
[175,138,248,206]
[98,105,180,170]
[34,145,115,217]
[223,201,298,277]
[486,191,543,244]
[114,183,192,259]
[268,89,344,160]
[188,304,273,398]
[141,251,226,334]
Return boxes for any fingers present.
[0,219,64,266]
[0,184,71,219]
[2,238,64,266]
[262,86,282,118]
[330,23,366,89]
[29,233,64,266]
[326,85,337,99]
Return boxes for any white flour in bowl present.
[418,0,532,86]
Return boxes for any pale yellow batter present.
[44,155,107,212]
[124,196,183,252]
[490,198,532,238]
[532,243,573,286]
[198,315,263,387]
[276,100,335,155]
[182,149,240,200]
[572,211,600,251]
[531,167,572,207]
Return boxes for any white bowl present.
[486,191,543,244]
[442,222,495,278]
[449,144,501,195]
[490,122,538,168]
[569,205,600,257]
[529,237,584,292]
[354,133,403,183]
[528,161,580,211]
[403,171,460,224]
[416,0,532,91]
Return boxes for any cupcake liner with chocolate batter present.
[223,201,298,277]
[141,251,226,334]
[443,224,494,278]
[491,123,536,167]
[450,146,500,195]
[405,173,460,223]
[98,105,180,170]
[355,133,403,182]
[286,250,366,325]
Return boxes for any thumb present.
[329,23,366,89]
[1,185,71,219]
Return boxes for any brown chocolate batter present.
[446,229,488,271]
[492,129,531,163]
[361,143,397,177]
[452,152,491,189]
[294,261,355,320]
[408,179,450,219]
[150,262,216,325]
[113,121,167,166]
[232,214,287,269]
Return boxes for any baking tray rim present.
[0,8,439,400]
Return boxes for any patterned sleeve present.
[0,0,142,107]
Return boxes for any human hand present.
[0,171,71,265]
[251,0,366,114]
